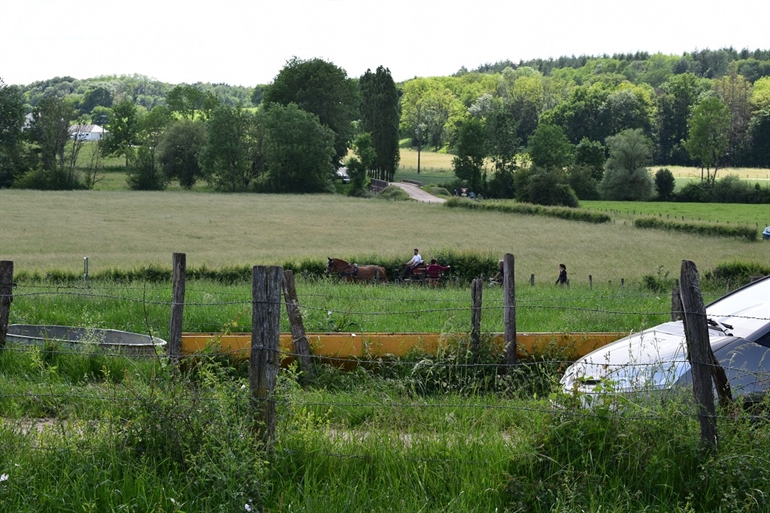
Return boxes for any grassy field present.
[2,189,768,282]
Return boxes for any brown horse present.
[327,258,388,283]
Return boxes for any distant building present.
[69,124,109,141]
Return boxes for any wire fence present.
[1,260,769,462]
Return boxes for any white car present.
[560,275,770,404]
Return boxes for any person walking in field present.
[555,263,569,286]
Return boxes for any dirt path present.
[388,182,446,203]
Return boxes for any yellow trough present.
[182,331,626,363]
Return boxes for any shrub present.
[634,217,757,241]
[705,261,770,286]
[376,185,412,201]
[654,168,675,200]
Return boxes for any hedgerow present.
[445,198,612,224]
[633,217,758,241]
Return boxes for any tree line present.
[0,60,401,193]
[1,47,769,201]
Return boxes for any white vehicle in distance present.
[560,275,770,405]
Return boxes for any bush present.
[376,185,412,201]
[445,198,611,224]
[654,168,675,200]
[705,261,770,286]
[675,175,770,204]
[634,217,758,241]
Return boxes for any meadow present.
[1,190,767,284]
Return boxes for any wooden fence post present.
[168,253,186,366]
[470,277,483,360]
[589,275,593,290]
[670,288,682,321]
[529,274,535,287]
[282,270,315,381]
[0,261,13,350]
[679,260,718,450]
[503,254,517,366]
[250,265,282,445]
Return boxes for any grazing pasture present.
[1,189,766,282]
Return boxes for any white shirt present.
[407,253,423,267]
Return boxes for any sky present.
[1,0,769,87]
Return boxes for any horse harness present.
[340,263,359,280]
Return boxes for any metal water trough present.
[5,324,166,356]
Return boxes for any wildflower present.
[0,474,8,482]
[245,504,253,512]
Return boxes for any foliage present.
[633,217,757,241]
[263,57,358,165]
[126,145,167,190]
[345,132,374,196]
[452,116,486,191]
[0,79,29,187]
[527,168,579,207]
[166,84,220,121]
[199,105,261,192]
[654,167,676,200]
[527,123,574,170]
[261,103,336,193]
[705,260,770,285]
[601,128,654,201]
[484,167,515,199]
[445,197,609,223]
[375,184,412,201]
[359,66,400,181]
[684,94,731,185]
[675,174,770,204]
[158,119,207,189]
[103,99,139,167]
[567,164,601,200]
[573,137,605,181]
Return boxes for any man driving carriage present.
[401,248,423,279]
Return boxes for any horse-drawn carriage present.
[402,262,448,286]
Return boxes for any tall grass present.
[6,277,717,339]
[2,342,768,511]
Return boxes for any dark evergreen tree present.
[359,66,400,181]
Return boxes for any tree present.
[126,106,173,190]
[199,105,260,192]
[345,132,375,196]
[655,73,709,164]
[714,72,752,165]
[359,66,400,181]
[527,123,574,170]
[654,168,676,200]
[79,86,113,115]
[485,101,520,175]
[516,166,579,207]
[574,137,606,181]
[261,103,336,193]
[452,117,486,192]
[127,145,167,190]
[104,99,139,167]
[601,128,654,200]
[263,57,358,165]
[0,79,29,187]
[158,120,207,188]
[166,84,219,121]
[683,95,730,186]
